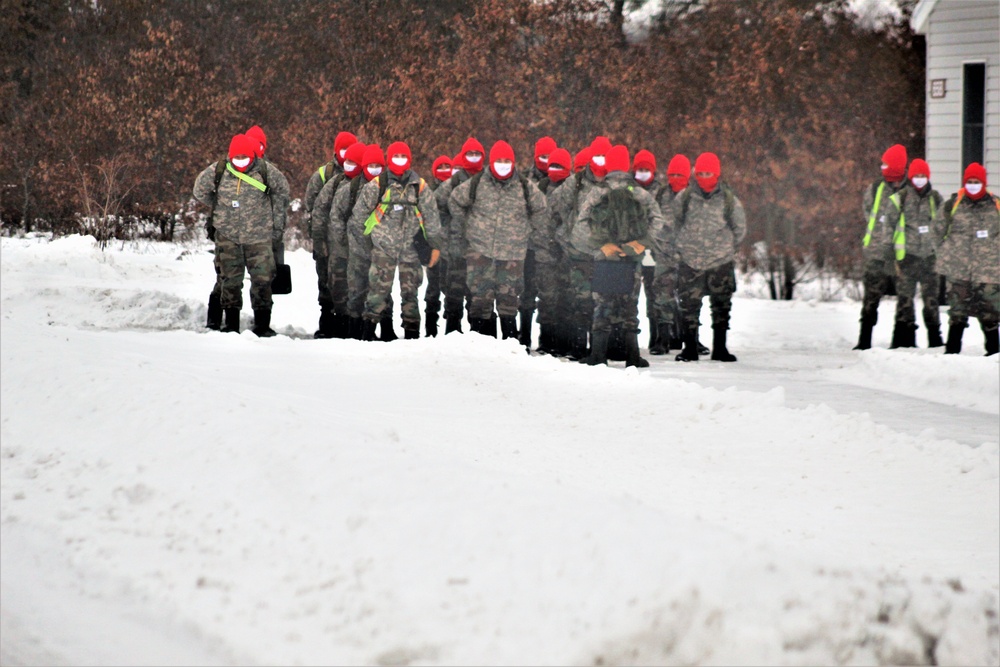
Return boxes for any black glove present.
[207,223,216,241]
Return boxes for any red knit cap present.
[605,145,630,174]
[386,141,411,176]
[534,136,558,172]
[432,155,453,182]
[907,158,930,180]
[228,134,257,172]
[666,154,691,193]
[881,144,907,182]
[334,131,359,165]
[246,125,267,157]
[693,152,721,193]
[362,144,385,181]
[963,162,988,199]
[547,148,572,183]
[573,147,592,173]
[590,136,612,156]
[489,140,516,180]
[461,137,485,174]
[633,149,656,173]
[342,142,367,179]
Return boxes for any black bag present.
[272,263,292,294]
[412,228,433,266]
[591,260,635,295]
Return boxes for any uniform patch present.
[977,230,989,239]
[232,201,240,208]
[918,225,929,234]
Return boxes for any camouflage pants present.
[518,249,538,314]
[677,261,736,331]
[947,280,1000,332]
[592,264,642,333]
[650,265,682,331]
[326,255,348,313]
[215,235,275,311]
[860,260,893,321]
[364,248,422,325]
[895,254,940,328]
[313,252,333,309]
[444,256,471,320]
[566,258,595,330]
[424,257,448,314]
[535,259,565,327]
[466,251,524,319]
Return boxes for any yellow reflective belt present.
[890,192,906,261]
[863,182,885,248]
[226,163,267,192]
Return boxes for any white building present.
[911,0,999,198]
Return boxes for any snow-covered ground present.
[1,234,998,666]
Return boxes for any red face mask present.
[695,175,719,193]
[668,174,689,193]
[547,165,570,183]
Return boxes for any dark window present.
[962,63,986,169]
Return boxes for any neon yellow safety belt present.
[226,163,268,192]
[863,182,885,248]
[889,192,905,261]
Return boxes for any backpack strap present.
[318,160,337,185]
[467,172,484,205]
[348,176,365,216]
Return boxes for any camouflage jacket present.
[435,170,474,260]
[885,183,944,260]
[348,170,443,263]
[672,182,747,272]
[325,175,365,261]
[303,160,342,237]
[579,172,665,261]
[193,159,289,245]
[449,169,548,262]
[550,168,609,260]
[936,191,1000,284]
[526,165,548,184]
[311,173,348,247]
[861,179,905,269]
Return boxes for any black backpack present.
[589,185,648,246]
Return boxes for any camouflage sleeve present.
[937,194,957,243]
[193,163,219,207]
[579,189,609,255]
[267,164,290,235]
[348,179,380,240]
[448,179,473,259]
[729,194,747,248]
[861,183,875,232]
[311,179,338,244]
[525,180,552,262]
[303,170,324,215]
[327,181,351,254]
[641,191,666,248]
[419,183,443,251]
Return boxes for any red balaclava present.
[460,137,485,174]
[547,148,572,183]
[452,152,465,176]
[228,133,257,173]
[573,147,592,174]
[633,149,656,186]
[693,152,721,194]
[362,144,385,181]
[342,142,367,179]
[246,125,267,158]
[908,158,930,191]
[604,144,630,174]
[963,162,988,200]
[881,144,908,183]
[589,136,613,178]
[432,155,453,182]
[489,140,516,181]
[534,136,558,173]
[334,131,359,166]
[666,154,692,193]
[386,141,411,177]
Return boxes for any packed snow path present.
[2,236,997,666]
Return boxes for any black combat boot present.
[518,309,533,348]
[585,330,610,366]
[314,307,335,339]
[252,309,277,337]
[484,314,498,338]
[500,315,519,341]
[853,312,877,350]
[983,327,998,357]
[648,321,660,351]
[675,328,699,362]
[444,314,463,334]
[649,322,670,356]
[607,326,627,361]
[403,323,420,340]
[944,324,964,355]
[361,319,378,341]
[710,326,737,362]
[222,307,241,333]
[206,293,222,330]
[380,313,398,342]
[347,316,363,340]
[425,310,439,338]
[926,320,944,348]
[625,331,650,367]
[567,326,589,361]
[696,337,710,356]
[537,327,555,355]
[890,322,917,349]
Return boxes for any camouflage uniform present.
[449,170,547,321]
[859,179,905,325]
[312,172,351,315]
[887,182,944,335]
[937,191,1000,332]
[303,161,342,310]
[669,183,747,332]
[579,172,665,334]
[194,159,289,311]
[637,179,667,326]
[649,185,683,339]
[517,165,551,320]
[436,171,475,322]
[348,171,442,329]
[344,177,376,320]
[533,176,568,333]
[424,177,448,325]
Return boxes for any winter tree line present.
[1,0,924,299]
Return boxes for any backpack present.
[208,158,272,226]
[677,183,735,231]
[317,160,337,185]
[589,185,648,247]
[464,171,536,215]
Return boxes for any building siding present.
[921,0,999,198]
